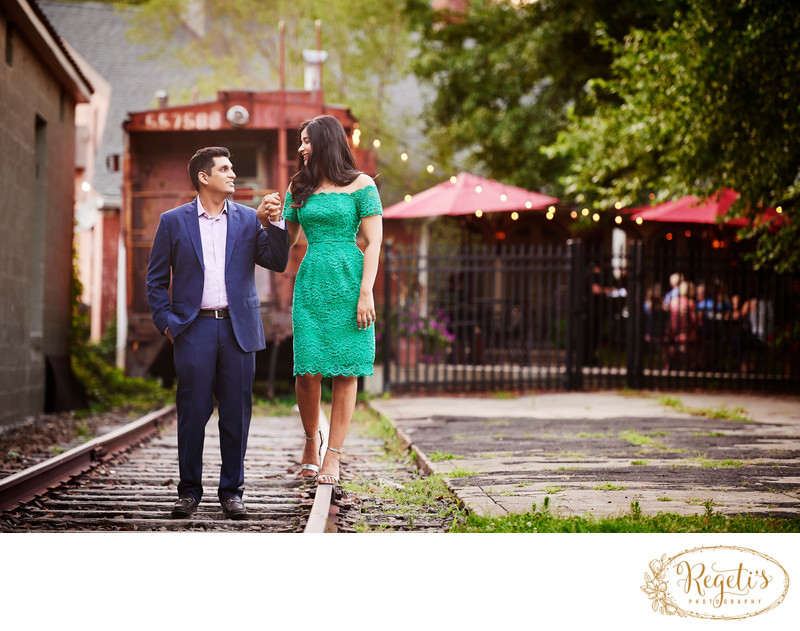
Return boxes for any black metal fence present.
[381,240,800,394]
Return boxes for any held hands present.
[258,192,283,226]
[357,290,376,330]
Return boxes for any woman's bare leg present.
[319,375,358,483]
[295,373,323,478]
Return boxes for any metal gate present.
[381,240,800,394]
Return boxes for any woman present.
[282,115,383,486]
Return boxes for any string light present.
[351,128,361,147]
[450,176,458,184]
[511,212,519,221]
[525,201,532,209]
[592,213,600,222]
[372,138,381,149]
[548,206,555,213]
[776,206,783,214]
[500,194,507,201]
[614,201,623,210]
[570,211,578,219]
[475,185,483,193]
[635,217,643,225]
[426,164,435,173]
[475,210,483,218]
[666,233,673,240]
[400,152,408,161]
[404,194,412,202]
[581,208,589,216]
[614,216,622,224]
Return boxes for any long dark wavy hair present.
[289,115,361,209]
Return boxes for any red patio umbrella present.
[629,189,746,225]
[629,189,782,228]
[383,172,558,218]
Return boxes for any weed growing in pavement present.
[451,499,800,533]
[691,457,744,468]
[429,450,463,461]
[685,497,716,507]
[631,460,648,466]
[450,467,479,477]
[574,431,614,438]
[619,430,665,450]
[595,482,627,491]
[658,395,753,422]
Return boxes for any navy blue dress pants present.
[173,316,255,502]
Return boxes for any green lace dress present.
[283,185,383,377]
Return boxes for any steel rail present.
[1,402,340,532]
[0,404,176,513]
[303,407,338,533]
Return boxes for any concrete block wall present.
[0,11,78,426]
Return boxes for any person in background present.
[662,272,684,309]
[667,280,696,368]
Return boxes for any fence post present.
[382,241,394,394]
[565,239,584,391]
[626,241,644,389]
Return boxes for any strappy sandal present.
[300,430,323,480]
[318,446,341,486]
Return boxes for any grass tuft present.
[451,500,800,533]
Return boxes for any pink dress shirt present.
[197,198,229,310]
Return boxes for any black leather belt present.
[198,308,230,319]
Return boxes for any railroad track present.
[0,406,339,533]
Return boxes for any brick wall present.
[0,12,78,426]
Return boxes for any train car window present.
[230,146,257,179]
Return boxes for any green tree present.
[405,0,681,194]
[124,0,416,193]
[546,0,800,272]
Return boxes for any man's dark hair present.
[188,146,230,192]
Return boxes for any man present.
[146,146,288,519]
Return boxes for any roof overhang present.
[3,0,93,103]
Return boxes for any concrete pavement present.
[369,391,800,520]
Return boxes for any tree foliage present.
[124,0,415,174]
[547,0,800,272]
[409,0,799,272]
[406,0,680,194]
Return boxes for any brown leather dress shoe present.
[221,497,247,520]
[172,496,198,518]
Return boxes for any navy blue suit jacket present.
[146,198,290,353]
